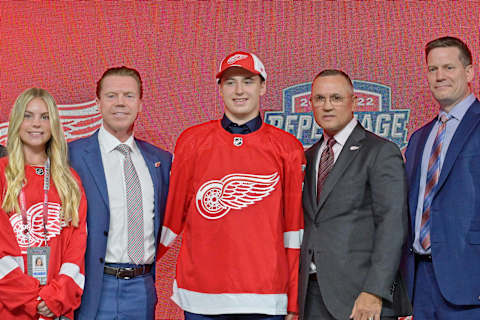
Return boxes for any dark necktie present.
[317,137,336,202]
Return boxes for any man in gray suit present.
[299,70,411,320]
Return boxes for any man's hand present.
[285,312,297,320]
[37,300,55,318]
[349,291,382,320]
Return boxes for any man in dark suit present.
[299,69,411,320]
[403,36,480,319]
[69,66,172,319]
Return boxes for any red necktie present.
[317,137,336,202]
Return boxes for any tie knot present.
[116,144,132,157]
[439,114,450,124]
[327,137,336,148]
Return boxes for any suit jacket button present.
[99,257,104,263]
[104,231,108,236]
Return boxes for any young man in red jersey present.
[159,52,305,320]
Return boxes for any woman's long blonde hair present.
[2,88,81,226]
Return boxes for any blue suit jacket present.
[68,130,172,319]
[403,98,480,306]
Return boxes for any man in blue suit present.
[70,66,172,319]
[403,36,480,319]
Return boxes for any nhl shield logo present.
[233,137,243,147]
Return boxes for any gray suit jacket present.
[299,123,411,319]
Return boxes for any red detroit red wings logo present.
[195,172,280,220]
[10,202,66,253]
[227,54,248,65]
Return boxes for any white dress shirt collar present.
[99,125,137,154]
[323,117,358,146]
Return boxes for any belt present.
[415,253,432,262]
[104,264,152,279]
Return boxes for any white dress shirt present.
[98,125,156,264]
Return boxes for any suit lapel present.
[81,132,110,208]
[436,100,480,191]
[136,140,162,244]
[304,140,322,221]
[316,124,365,217]
[136,141,158,190]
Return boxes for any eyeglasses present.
[310,94,352,106]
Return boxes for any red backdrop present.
[1,2,479,319]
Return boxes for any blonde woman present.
[0,88,87,319]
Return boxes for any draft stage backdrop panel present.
[1,2,478,319]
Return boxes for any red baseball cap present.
[216,51,267,83]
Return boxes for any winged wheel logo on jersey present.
[10,202,66,253]
[195,172,280,220]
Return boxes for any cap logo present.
[227,54,248,65]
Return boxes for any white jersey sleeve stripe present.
[160,226,178,247]
[14,256,24,272]
[0,255,23,279]
[283,229,304,249]
[59,262,85,289]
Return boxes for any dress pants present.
[304,275,396,320]
[413,259,480,320]
[95,263,157,320]
[304,275,336,320]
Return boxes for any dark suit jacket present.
[68,130,172,320]
[403,98,480,306]
[299,123,411,319]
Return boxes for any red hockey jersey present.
[0,157,87,320]
[158,120,305,315]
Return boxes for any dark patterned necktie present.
[317,137,336,202]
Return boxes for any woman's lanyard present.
[20,158,50,246]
